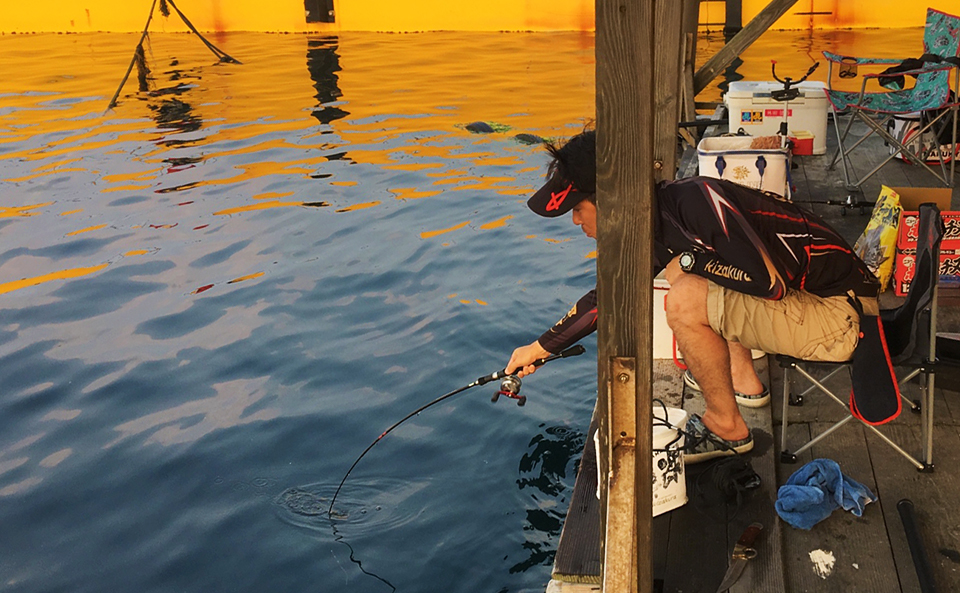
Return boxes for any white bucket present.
[652,406,688,516]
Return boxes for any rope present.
[106,0,158,110]
[165,0,241,64]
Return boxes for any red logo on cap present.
[546,183,573,212]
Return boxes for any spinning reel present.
[491,374,525,406]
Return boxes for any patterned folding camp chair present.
[824,8,960,189]
[778,203,945,471]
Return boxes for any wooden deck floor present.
[550,110,960,592]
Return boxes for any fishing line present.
[327,344,586,517]
[330,518,397,591]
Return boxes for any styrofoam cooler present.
[652,406,688,516]
[697,135,791,198]
[723,80,829,155]
[653,274,673,359]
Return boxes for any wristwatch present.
[679,251,696,272]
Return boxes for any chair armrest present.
[822,50,903,66]
[862,64,956,78]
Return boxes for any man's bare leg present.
[728,341,764,396]
[665,273,750,441]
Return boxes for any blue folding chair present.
[824,8,960,189]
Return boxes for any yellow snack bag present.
[854,186,902,292]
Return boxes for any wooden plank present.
[779,422,900,593]
[553,408,603,583]
[693,0,802,94]
[868,423,960,593]
[546,580,602,593]
[661,383,729,593]
[552,360,698,585]
[727,356,786,593]
[661,356,784,592]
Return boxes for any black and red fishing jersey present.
[537,176,879,353]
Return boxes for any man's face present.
[571,199,597,239]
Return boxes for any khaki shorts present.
[706,282,862,362]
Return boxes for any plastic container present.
[653,273,673,359]
[724,80,829,155]
[697,135,791,198]
[790,130,815,156]
[652,406,688,516]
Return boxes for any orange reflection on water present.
[382,163,445,172]
[0,203,51,219]
[254,191,295,200]
[101,169,161,183]
[0,263,110,296]
[421,221,471,239]
[100,183,153,194]
[480,215,513,230]
[336,201,380,212]
[33,157,82,171]
[389,187,443,200]
[66,224,108,237]
[227,272,264,284]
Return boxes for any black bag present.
[849,313,902,425]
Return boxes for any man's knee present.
[665,274,709,329]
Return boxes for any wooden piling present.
[595,0,682,590]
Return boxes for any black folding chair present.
[777,202,945,471]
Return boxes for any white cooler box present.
[697,136,791,198]
[724,80,829,155]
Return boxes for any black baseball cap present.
[526,174,592,218]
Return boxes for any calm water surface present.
[0,28,923,593]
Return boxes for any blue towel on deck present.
[775,458,877,530]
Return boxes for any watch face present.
[680,252,694,270]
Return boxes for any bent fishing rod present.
[328,344,586,517]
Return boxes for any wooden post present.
[694,0,801,94]
[724,0,743,36]
[595,0,683,591]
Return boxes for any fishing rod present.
[327,344,586,517]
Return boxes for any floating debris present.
[514,133,545,145]
[463,121,512,134]
[465,121,495,133]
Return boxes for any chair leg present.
[899,367,922,413]
[780,364,795,463]
[829,106,856,188]
[922,370,936,470]
[950,103,957,187]
[893,109,957,187]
